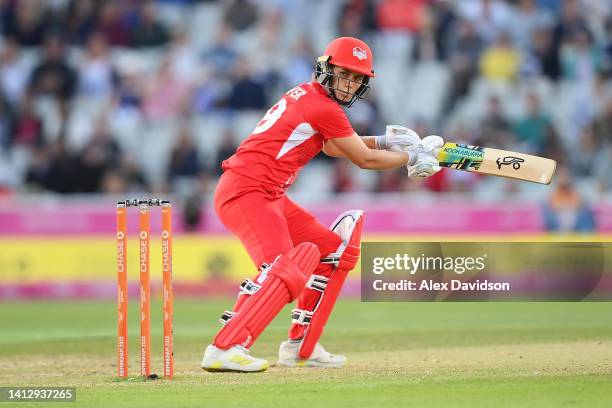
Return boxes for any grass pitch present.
[1,300,611,407]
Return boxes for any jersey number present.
[253,98,287,134]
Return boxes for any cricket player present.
[201,37,443,372]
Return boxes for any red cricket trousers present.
[214,170,342,339]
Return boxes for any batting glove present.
[375,125,421,150]
[404,135,444,178]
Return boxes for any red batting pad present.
[214,243,319,349]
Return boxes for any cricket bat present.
[436,143,557,184]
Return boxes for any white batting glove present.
[404,135,444,178]
[375,125,421,150]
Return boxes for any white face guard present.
[314,56,371,107]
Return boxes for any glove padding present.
[375,125,421,150]
[403,135,444,178]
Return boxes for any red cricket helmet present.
[324,37,375,78]
[315,37,375,107]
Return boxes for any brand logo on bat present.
[442,146,484,159]
[496,156,525,170]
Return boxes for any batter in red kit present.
[201,36,444,372]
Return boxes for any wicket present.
[116,199,174,379]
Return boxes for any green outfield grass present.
[1,300,611,407]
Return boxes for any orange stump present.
[139,201,151,378]
[116,203,128,378]
[117,199,174,379]
[161,201,174,378]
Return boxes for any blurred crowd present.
[0,0,609,220]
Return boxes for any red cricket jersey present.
[221,81,354,196]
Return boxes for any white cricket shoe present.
[201,344,269,372]
[277,340,346,368]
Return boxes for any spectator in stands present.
[561,27,602,129]
[62,0,97,46]
[191,64,221,115]
[28,35,78,111]
[0,94,13,150]
[11,95,43,148]
[524,26,561,80]
[604,17,612,78]
[543,166,596,231]
[537,0,563,14]
[412,7,439,61]
[513,92,555,154]
[376,167,404,192]
[87,119,121,167]
[560,27,603,81]
[594,141,612,192]
[37,140,80,193]
[223,0,258,32]
[0,37,31,107]
[283,36,316,90]
[77,32,118,99]
[428,0,457,62]
[346,93,384,137]
[100,169,127,194]
[132,1,169,48]
[103,154,148,193]
[204,24,239,80]
[142,57,192,121]
[96,1,131,47]
[541,123,565,165]
[375,0,428,61]
[593,92,612,146]
[480,95,513,147]
[571,124,599,177]
[113,71,142,111]
[24,146,51,191]
[479,30,521,82]
[510,0,554,51]
[28,120,124,194]
[444,18,485,111]
[249,11,283,98]
[2,0,49,47]
[333,159,356,193]
[168,126,201,181]
[214,128,238,176]
[227,57,266,111]
[377,0,426,33]
[552,0,590,50]
[337,0,378,38]
[456,0,512,44]
[423,167,451,193]
[168,29,200,85]
[0,1,12,32]
[75,126,119,193]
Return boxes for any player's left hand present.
[376,125,421,150]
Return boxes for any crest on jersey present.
[352,47,367,61]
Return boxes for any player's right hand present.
[403,136,443,178]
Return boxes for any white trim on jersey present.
[276,122,316,159]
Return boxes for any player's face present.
[331,66,365,103]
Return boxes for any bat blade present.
[437,143,557,184]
